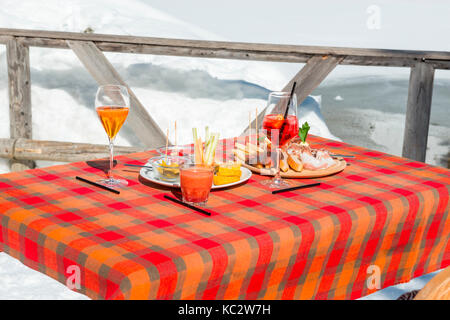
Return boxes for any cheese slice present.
[213,175,240,185]
[217,167,241,177]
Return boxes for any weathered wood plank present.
[0,138,145,162]
[6,38,31,139]
[7,36,449,70]
[241,55,343,135]
[402,62,435,162]
[1,28,450,60]
[6,37,35,171]
[67,40,167,148]
[0,138,14,159]
[284,55,344,105]
[0,29,450,69]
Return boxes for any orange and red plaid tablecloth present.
[0,135,448,300]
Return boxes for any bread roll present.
[280,150,289,172]
[287,154,303,172]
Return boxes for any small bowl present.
[149,155,191,182]
[156,146,192,157]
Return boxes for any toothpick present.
[174,120,177,146]
[248,111,251,135]
[255,107,258,146]
[165,128,169,162]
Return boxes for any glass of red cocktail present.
[262,92,298,146]
[260,91,298,188]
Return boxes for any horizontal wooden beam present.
[0,138,145,162]
[0,28,448,60]
[1,29,450,69]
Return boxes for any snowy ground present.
[0,252,440,300]
[0,253,88,300]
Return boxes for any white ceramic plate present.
[139,164,252,189]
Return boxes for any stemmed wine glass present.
[95,84,130,188]
[260,91,298,188]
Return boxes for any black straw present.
[279,82,297,140]
[272,182,320,194]
[283,82,297,120]
[164,195,211,216]
[75,176,120,194]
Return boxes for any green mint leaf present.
[298,121,310,142]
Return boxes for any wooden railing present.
[1,28,448,171]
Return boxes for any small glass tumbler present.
[179,164,214,206]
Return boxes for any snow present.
[297,96,341,142]
[0,253,88,300]
[32,87,129,146]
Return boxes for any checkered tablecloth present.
[0,135,448,299]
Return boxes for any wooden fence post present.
[6,37,35,171]
[402,62,435,162]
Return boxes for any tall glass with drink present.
[95,84,130,188]
[260,91,298,188]
[262,92,298,146]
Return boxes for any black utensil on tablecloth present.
[76,176,120,194]
[163,195,211,216]
[272,182,321,195]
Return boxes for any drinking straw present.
[255,107,258,146]
[279,82,297,140]
[164,195,212,216]
[75,176,120,194]
[283,82,297,120]
[165,128,169,162]
[272,182,320,195]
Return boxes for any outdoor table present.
[0,135,448,300]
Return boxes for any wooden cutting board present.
[242,158,347,179]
